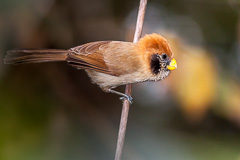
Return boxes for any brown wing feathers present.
[66,52,114,75]
[70,41,111,55]
[67,41,116,75]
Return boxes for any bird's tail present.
[4,49,72,64]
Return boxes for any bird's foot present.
[119,95,133,104]
[107,89,133,104]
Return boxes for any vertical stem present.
[237,11,240,58]
[114,0,148,160]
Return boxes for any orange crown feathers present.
[138,33,173,59]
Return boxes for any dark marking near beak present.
[150,54,160,74]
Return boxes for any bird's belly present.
[86,69,170,91]
[86,70,150,91]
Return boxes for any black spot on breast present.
[150,54,160,74]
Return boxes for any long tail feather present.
[4,49,71,64]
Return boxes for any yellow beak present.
[167,58,177,70]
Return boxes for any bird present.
[4,33,177,103]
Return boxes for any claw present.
[120,95,133,104]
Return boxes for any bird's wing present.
[67,41,115,75]
[67,41,139,76]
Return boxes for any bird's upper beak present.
[167,58,177,70]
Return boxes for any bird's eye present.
[162,53,167,60]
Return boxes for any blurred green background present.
[1,0,240,160]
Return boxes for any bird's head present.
[139,33,177,76]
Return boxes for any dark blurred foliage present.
[1,0,240,160]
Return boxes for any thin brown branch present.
[114,0,148,160]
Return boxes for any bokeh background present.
[1,0,240,159]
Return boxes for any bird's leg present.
[107,89,133,104]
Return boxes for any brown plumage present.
[4,33,177,103]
